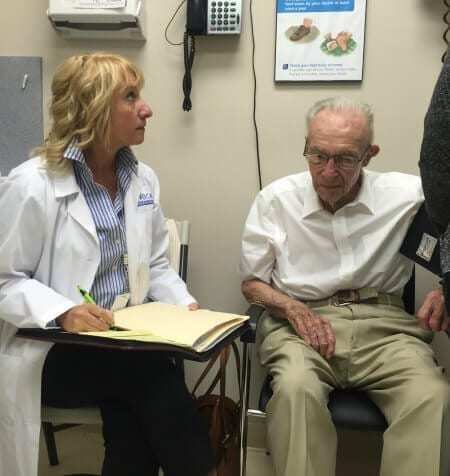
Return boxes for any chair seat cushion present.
[41,405,102,425]
[259,376,387,432]
[328,389,387,431]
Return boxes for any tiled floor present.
[38,424,381,476]
[39,425,103,476]
[37,425,275,476]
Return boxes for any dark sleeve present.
[419,45,450,232]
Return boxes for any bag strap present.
[191,348,222,397]
[231,341,242,404]
[219,346,228,429]
[191,342,242,405]
[204,345,230,397]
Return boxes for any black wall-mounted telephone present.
[183,0,242,110]
[187,0,242,35]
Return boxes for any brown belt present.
[305,287,404,309]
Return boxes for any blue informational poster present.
[275,0,366,81]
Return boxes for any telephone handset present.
[183,0,242,110]
[187,0,242,35]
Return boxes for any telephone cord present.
[183,31,196,112]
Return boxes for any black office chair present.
[238,277,413,476]
[237,204,443,476]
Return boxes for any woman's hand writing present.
[56,304,114,332]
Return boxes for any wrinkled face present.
[306,108,378,212]
[109,77,153,151]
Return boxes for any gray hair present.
[306,97,374,143]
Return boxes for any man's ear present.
[363,144,380,166]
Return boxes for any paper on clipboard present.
[74,0,126,9]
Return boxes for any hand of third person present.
[416,289,450,332]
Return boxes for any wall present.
[1,0,449,404]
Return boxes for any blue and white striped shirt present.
[64,142,138,310]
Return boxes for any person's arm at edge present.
[416,287,450,332]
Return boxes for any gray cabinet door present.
[0,57,43,175]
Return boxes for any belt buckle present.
[332,290,359,307]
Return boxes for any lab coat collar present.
[52,162,81,199]
[124,174,146,305]
[301,170,375,218]
[51,164,98,245]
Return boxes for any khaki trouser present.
[258,303,450,476]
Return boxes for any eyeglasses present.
[303,140,371,170]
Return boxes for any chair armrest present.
[240,304,266,343]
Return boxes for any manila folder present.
[109,302,248,352]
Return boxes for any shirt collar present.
[301,175,324,218]
[63,139,138,176]
[348,170,375,215]
[301,170,375,218]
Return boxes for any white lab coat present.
[0,157,194,476]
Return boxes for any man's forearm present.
[241,279,297,320]
[242,278,337,358]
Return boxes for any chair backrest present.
[401,267,415,315]
[166,219,190,283]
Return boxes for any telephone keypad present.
[208,0,241,34]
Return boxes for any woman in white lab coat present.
[0,53,214,476]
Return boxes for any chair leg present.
[42,422,59,466]
[239,343,252,476]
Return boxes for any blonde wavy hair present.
[34,52,144,170]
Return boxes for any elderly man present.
[240,97,450,476]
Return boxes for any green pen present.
[77,285,123,331]
[77,285,96,304]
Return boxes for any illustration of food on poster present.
[275,0,367,81]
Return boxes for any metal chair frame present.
[41,219,190,469]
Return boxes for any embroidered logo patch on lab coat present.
[137,192,154,207]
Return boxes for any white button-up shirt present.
[240,169,424,301]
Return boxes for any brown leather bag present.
[192,342,241,476]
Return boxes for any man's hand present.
[284,299,336,359]
[416,289,450,332]
[188,302,200,311]
[241,279,336,359]
[56,304,114,332]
